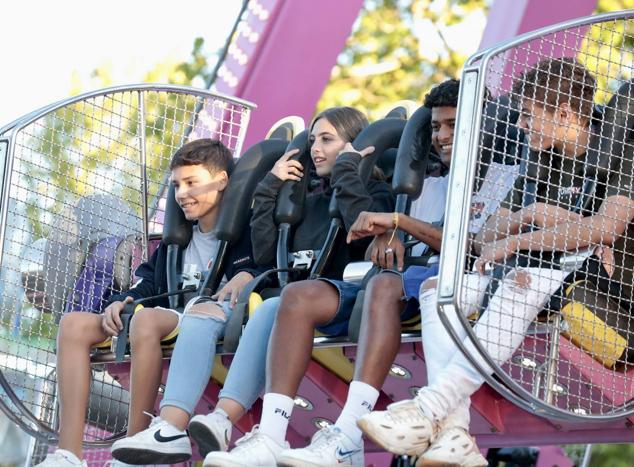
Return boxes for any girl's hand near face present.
[271,149,303,181]
[339,142,375,158]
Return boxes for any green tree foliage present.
[579,0,634,104]
[317,0,487,118]
[588,443,634,466]
[14,39,214,341]
[19,38,213,241]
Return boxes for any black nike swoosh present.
[154,430,189,443]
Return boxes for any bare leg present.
[354,273,405,389]
[127,308,179,434]
[267,281,339,396]
[56,313,109,458]
[216,398,246,423]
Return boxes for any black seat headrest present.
[268,123,295,141]
[376,147,398,182]
[215,138,289,243]
[163,184,192,248]
[392,106,432,200]
[274,130,311,225]
[384,106,409,120]
[586,79,634,181]
[480,94,523,167]
[329,118,407,218]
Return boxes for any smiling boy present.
[38,139,260,467]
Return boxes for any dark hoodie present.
[250,152,394,279]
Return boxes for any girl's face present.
[310,117,347,177]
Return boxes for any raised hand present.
[271,148,303,181]
[339,142,375,158]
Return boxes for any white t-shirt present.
[407,175,449,256]
[182,224,227,296]
[183,223,219,272]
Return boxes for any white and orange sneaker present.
[357,399,437,456]
[416,427,487,467]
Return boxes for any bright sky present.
[0,0,243,126]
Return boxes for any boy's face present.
[518,100,557,151]
[171,164,228,222]
[518,99,581,154]
[431,106,457,168]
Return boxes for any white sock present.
[213,407,230,420]
[55,449,83,465]
[335,380,379,444]
[259,392,294,445]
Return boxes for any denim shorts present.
[316,264,440,336]
[315,279,362,337]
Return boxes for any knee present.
[367,273,401,300]
[129,308,161,345]
[366,274,402,310]
[58,313,96,346]
[421,277,438,292]
[185,301,226,321]
[278,281,323,322]
[505,269,532,290]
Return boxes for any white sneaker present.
[278,425,364,467]
[357,399,437,456]
[104,460,136,467]
[416,427,488,467]
[111,414,191,464]
[189,411,232,456]
[35,449,87,467]
[203,425,288,467]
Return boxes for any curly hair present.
[169,138,234,175]
[511,57,596,123]
[423,79,460,109]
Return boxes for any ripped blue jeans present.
[159,300,233,414]
[159,297,280,415]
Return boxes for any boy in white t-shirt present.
[38,139,260,467]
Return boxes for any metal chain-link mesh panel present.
[0,85,253,445]
[441,12,634,420]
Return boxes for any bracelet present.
[387,212,399,246]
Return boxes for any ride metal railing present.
[438,10,634,422]
[0,84,254,446]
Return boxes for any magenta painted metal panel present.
[479,0,598,50]
[214,0,364,151]
[480,0,598,93]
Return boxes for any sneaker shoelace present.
[143,410,163,428]
[233,425,265,452]
[385,402,427,424]
[307,426,342,451]
[50,451,82,465]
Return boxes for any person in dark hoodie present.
[38,139,260,467]
[114,106,394,465]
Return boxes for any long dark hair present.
[310,106,369,143]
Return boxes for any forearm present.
[397,214,443,252]
[514,215,626,252]
[474,208,521,253]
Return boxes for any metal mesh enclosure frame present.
[437,10,634,422]
[0,84,254,445]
